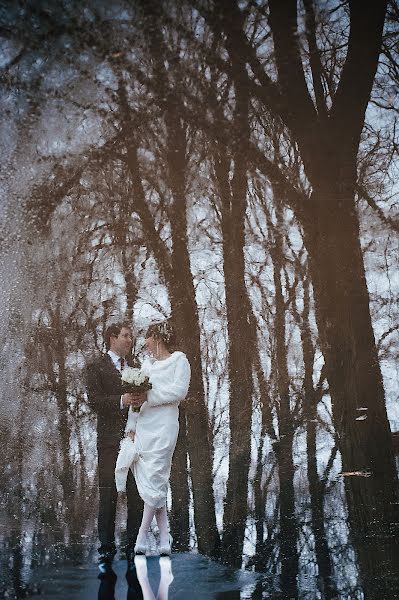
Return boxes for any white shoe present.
[134,537,147,555]
[159,533,173,556]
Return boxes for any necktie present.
[120,357,125,371]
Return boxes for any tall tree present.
[114,18,220,548]
[267,199,299,597]
[209,0,399,540]
[203,12,258,561]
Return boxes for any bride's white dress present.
[132,351,191,509]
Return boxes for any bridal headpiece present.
[155,318,174,345]
[146,317,175,347]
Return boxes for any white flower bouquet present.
[121,366,152,392]
[121,366,152,412]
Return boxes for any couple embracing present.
[86,319,191,576]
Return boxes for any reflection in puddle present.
[3,469,399,599]
[132,556,173,600]
[1,1,399,599]
[1,526,399,598]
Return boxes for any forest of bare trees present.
[1,1,399,598]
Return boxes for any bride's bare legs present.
[155,506,169,547]
[136,503,156,548]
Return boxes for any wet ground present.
[1,548,263,600]
[2,478,399,599]
[2,541,399,600]
[2,524,399,600]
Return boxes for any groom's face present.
[111,326,133,357]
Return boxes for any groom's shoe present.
[98,550,117,581]
[126,546,136,570]
[98,561,117,582]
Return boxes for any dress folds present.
[132,351,191,508]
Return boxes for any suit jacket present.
[86,353,138,448]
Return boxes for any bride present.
[129,318,191,556]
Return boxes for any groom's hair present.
[105,321,132,350]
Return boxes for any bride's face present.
[144,334,157,354]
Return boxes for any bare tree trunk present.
[302,192,399,531]
[266,0,399,534]
[121,248,138,326]
[301,192,399,592]
[300,276,335,599]
[252,345,278,569]
[125,137,219,555]
[52,304,76,529]
[72,413,95,562]
[220,217,255,564]
[269,202,298,597]
[169,234,220,556]
[211,140,255,564]
[116,2,220,551]
[206,7,257,564]
[124,139,194,548]
[218,0,399,531]
[115,197,139,325]
[169,406,190,550]
[253,432,266,567]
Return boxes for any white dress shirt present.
[107,350,125,408]
[107,349,124,371]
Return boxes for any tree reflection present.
[1,1,399,599]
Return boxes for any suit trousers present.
[97,441,142,555]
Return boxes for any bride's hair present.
[145,318,176,351]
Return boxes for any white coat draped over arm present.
[145,355,191,407]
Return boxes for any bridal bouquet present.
[121,366,152,412]
[121,366,152,393]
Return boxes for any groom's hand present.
[130,392,147,408]
[122,392,147,408]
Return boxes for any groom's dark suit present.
[86,353,142,558]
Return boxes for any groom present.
[86,322,146,575]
